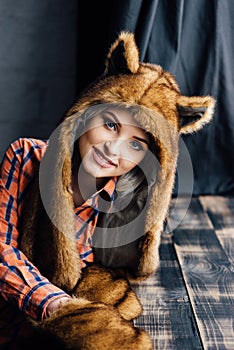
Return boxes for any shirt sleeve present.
[0,139,69,321]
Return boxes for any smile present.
[92,147,117,168]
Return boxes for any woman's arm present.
[0,139,71,321]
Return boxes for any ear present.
[177,95,216,134]
[105,31,140,76]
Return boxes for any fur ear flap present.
[177,95,216,134]
[105,32,140,75]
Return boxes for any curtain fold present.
[0,0,233,194]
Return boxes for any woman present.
[0,31,215,349]
[0,102,157,348]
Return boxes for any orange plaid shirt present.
[0,138,116,335]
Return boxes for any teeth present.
[97,150,106,162]
[93,147,114,168]
[95,148,109,164]
[99,150,110,163]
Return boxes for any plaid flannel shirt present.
[0,138,116,331]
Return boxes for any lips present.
[92,147,117,168]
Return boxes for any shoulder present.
[11,138,48,154]
[11,137,48,151]
[7,138,48,163]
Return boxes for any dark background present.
[0,0,233,195]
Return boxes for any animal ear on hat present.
[105,31,140,76]
[177,95,216,134]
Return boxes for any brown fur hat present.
[20,31,215,291]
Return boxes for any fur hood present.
[20,32,215,293]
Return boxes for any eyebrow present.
[105,111,121,126]
[133,136,150,147]
[105,111,150,147]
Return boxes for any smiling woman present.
[71,103,157,209]
[79,108,149,175]
[78,105,150,179]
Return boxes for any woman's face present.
[78,107,149,178]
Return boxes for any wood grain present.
[174,228,234,350]
[133,231,202,349]
[199,196,234,264]
[133,196,234,349]
[166,197,213,232]
[199,196,234,229]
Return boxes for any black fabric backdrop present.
[0,0,233,195]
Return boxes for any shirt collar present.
[74,176,117,212]
[97,176,117,200]
[92,176,117,211]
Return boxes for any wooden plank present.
[133,231,202,349]
[199,196,234,264]
[199,195,234,266]
[166,197,213,232]
[199,196,234,230]
[174,228,234,350]
[214,228,234,265]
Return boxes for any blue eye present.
[130,140,143,151]
[104,119,117,131]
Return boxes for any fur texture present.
[73,264,142,321]
[37,298,152,350]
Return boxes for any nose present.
[104,139,122,156]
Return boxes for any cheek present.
[78,136,87,159]
[79,129,102,156]
[121,149,146,168]
[84,128,106,145]
[120,158,139,173]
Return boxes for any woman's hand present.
[46,296,72,318]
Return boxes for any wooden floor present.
[133,196,234,350]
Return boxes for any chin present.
[82,164,107,179]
